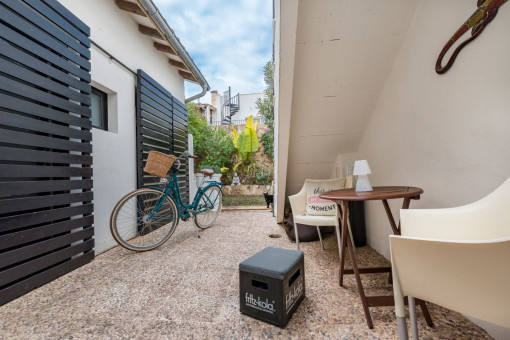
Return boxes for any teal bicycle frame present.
[149,170,223,223]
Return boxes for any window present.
[91,87,108,130]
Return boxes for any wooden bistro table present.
[320,186,434,329]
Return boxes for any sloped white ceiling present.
[285,0,419,195]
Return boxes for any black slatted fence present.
[136,70,189,202]
[0,0,93,305]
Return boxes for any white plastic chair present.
[288,177,355,258]
[390,178,510,340]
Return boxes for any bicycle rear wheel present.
[193,185,222,230]
[110,188,178,251]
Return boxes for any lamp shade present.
[353,160,372,175]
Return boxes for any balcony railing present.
[210,117,266,126]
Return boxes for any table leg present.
[339,201,348,287]
[382,199,400,235]
[418,299,434,327]
[345,215,374,329]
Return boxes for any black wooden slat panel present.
[174,98,187,110]
[0,22,90,81]
[173,113,188,127]
[0,76,91,117]
[140,87,173,114]
[0,58,90,105]
[141,144,168,153]
[0,237,94,285]
[142,136,169,150]
[142,127,171,141]
[173,120,188,133]
[0,179,93,197]
[0,38,89,92]
[2,0,89,58]
[136,69,189,202]
[0,3,90,69]
[0,164,92,178]
[0,249,93,301]
[141,109,173,129]
[0,111,91,141]
[0,204,93,232]
[0,216,94,251]
[141,97,173,120]
[0,129,92,152]
[0,251,93,306]
[0,147,92,166]
[0,0,93,305]
[141,118,172,135]
[1,192,93,215]
[0,93,92,129]
[140,72,173,102]
[0,228,93,269]
[173,105,188,118]
[23,0,90,46]
[39,0,90,35]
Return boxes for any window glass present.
[91,87,107,130]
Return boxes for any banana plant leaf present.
[237,127,259,153]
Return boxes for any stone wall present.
[223,185,271,196]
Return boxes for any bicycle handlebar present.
[173,150,197,171]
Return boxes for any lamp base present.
[355,175,373,192]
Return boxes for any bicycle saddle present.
[200,169,215,177]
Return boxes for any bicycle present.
[110,150,223,252]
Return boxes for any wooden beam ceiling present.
[138,24,163,40]
[179,70,195,81]
[114,0,146,17]
[168,58,188,70]
[154,42,177,56]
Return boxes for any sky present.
[151,0,273,104]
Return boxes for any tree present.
[256,60,274,158]
[187,103,234,177]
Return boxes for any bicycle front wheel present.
[193,185,222,230]
[110,188,178,251]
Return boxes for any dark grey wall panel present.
[136,70,189,202]
[0,0,93,305]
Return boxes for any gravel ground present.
[0,210,491,339]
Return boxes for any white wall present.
[60,0,186,253]
[238,93,264,121]
[60,0,185,102]
[282,0,418,207]
[355,2,510,338]
[89,48,137,253]
[216,92,263,122]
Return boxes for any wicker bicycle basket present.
[143,151,176,177]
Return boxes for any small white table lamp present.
[353,160,373,192]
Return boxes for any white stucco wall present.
[216,91,263,123]
[238,93,264,121]
[60,0,186,253]
[354,2,510,338]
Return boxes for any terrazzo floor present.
[0,210,492,339]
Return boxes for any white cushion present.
[305,178,345,216]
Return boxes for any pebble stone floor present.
[0,210,492,339]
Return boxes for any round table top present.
[319,186,423,202]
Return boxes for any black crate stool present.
[239,247,305,328]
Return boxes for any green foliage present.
[256,60,274,159]
[231,116,259,172]
[256,61,274,130]
[187,103,235,180]
[260,130,274,159]
[256,168,272,185]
